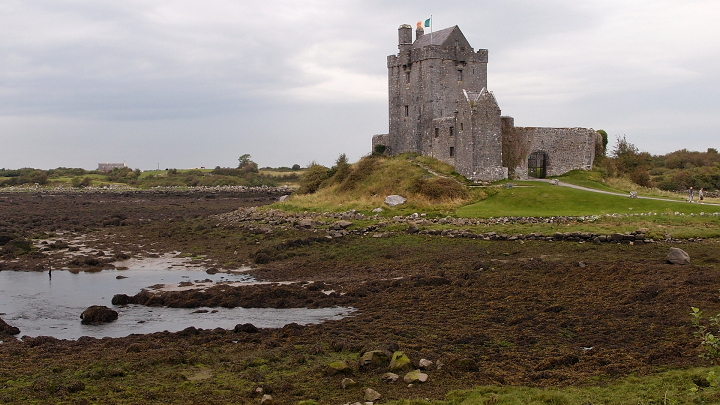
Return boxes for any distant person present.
[699,188,705,202]
[687,187,694,202]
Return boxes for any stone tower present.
[372,23,597,182]
[384,24,506,181]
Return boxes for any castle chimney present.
[398,24,412,51]
[415,21,424,41]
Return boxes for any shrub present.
[338,155,383,192]
[297,164,330,194]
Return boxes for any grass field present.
[456,181,720,218]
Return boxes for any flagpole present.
[430,14,433,45]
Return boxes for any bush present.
[297,164,330,194]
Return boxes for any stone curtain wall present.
[512,127,598,179]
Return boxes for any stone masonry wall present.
[512,127,598,179]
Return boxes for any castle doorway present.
[528,151,548,179]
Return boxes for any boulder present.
[364,388,382,402]
[372,207,383,213]
[330,220,353,230]
[666,248,690,265]
[418,359,433,369]
[359,350,390,369]
[384,195,407,207]
[341,378,357,389]
[380,372,399,383]
[80,305,118,324]
[326,360,352,376]
[260,394,273,404]
[111,294,133,305]
[403,369,428,384]
[0,317,20,335]
[234,323,259,333]
[389,351,412,372]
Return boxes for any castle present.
[372,24,601,181]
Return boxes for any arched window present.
[528,151,548,178]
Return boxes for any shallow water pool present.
[0,268,353,340]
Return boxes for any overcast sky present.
[1,0,718,170]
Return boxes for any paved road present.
[527,178,720,207]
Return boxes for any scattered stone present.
[359,350,390,369]
[115,275,128,279]
[111,294,132,305]
[404,369,429,384]
[372,207,383,213]
[364,388,381,402]
[278,195,290,202]
[666,248,690,265]
[260,394,273,404]
[80,305,118,324]
[298,219,316,228]
[550,179,559,185]
[418,358,433,369]
[341,378,357,389]
[330,220,353,230]
[389,351,413,372]
[0,317,20,335]
[372,232,390,238]
[578,261,587,268]
[234,323,259,333]
[327,360,352,376]
[384,195,407,207]
[381,372,399,383]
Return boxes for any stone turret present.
[398,24,412,51]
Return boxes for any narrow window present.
[405,72,410,83]
[457,69,463,81]
[404,105,409,116]
[460,122,464,131]
[450,147,455,157]
[455,40,459,47]
[472,68,476,75]
[434,128,439,138]
[449,126,454,137]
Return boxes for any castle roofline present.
[412,25,470,49]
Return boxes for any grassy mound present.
[276,154,475,213]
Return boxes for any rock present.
[115,275,128,279]
[403,369,428,384]
[381,372,399,383]
[666,248,690,265]
[341,378,357,389]
[384,195,407,207]
[298,219,316,228]
[0,317,20,335]
[389,351,413,372]
[80,305,118,324]
[260,394,273,404]
[364,388,382,402]
[278,195,290,202]
[330,220,353,230]
[234,323,259,333]
[326,360,352,376]
[406,223,419,234]
[111,294,132,305]
[372,232,390,238]
[418,358,433,369]
[372,207,383,213]
[359,350,390,369]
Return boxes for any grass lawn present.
[457,181,720,218]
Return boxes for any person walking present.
[687,187,694,202]
[699,188,705,202]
